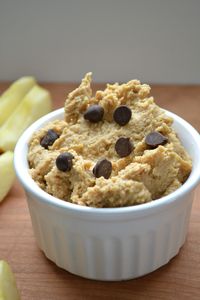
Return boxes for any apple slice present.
[0,77,36,126]
[0,260,20,300]
[0,151,15,202]
[0,85,52,152]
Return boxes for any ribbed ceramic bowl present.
[14,108,200,281]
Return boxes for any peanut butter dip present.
[28,73,192,207]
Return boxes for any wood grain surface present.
[0,82,200,300]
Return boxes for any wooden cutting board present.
[0,83,200,300]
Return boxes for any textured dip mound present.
[28,73,192,208]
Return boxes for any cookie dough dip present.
[28,73,192,208]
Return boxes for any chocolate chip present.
[56,152,74,172]
[115,137,134,157]
[40,129,59,149]
[93,158,112,179]
[145,132,168,148]
[113,105,132,126]
[84,105,104,123]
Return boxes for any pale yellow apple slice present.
[0,85,52,152]
[0,260,20,300]
[0,152,15,202]
[0,77,36,126]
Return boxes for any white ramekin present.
[14,108,200,281]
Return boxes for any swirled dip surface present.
[28,73,192,207]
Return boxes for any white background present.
[0,0,200,83]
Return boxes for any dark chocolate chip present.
[145,132,168,148]
[115,137,134,157]
[56,152,74,172]
[93,158,112,179]
[40,129,59,149]
[113,105,132,126]
[84,105,104,123]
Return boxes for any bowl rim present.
[14,108,200,217]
